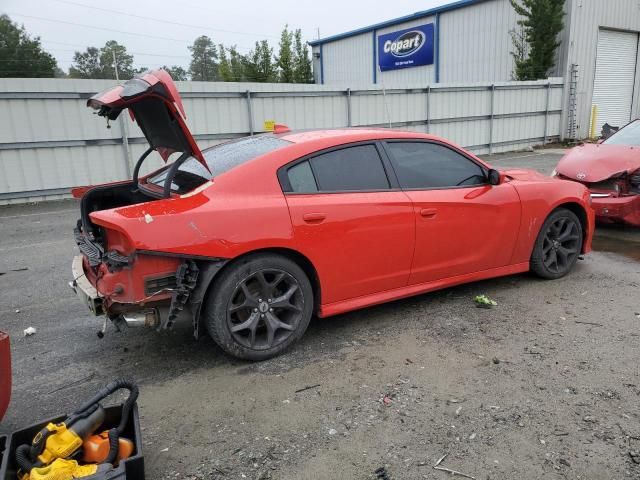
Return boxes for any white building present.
[310,0,640,140]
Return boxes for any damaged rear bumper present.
[70,254,103,315]
[591,194,640,226]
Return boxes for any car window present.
[288,161,318,193]
[386,142,486,189]
[303,144,390,192]
[146,135,292,193]
[603,119,640,146]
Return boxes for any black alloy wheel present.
[531,208,583,279]
[227,269,303,350]
[206,253,313,360]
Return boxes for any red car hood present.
[555,144,640,182]
[87,69,208,170]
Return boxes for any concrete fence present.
[0,77,564,204]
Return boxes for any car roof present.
[278,128,444,144]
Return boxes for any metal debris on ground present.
[433,453,476,479]
[294,384,321,394]
[473,295,497,308]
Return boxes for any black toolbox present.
[0,435,8,477]
[1,405,144,479]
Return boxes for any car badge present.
[576,172,587,180]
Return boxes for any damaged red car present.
[71,69,594,360]
[553,119,640,226]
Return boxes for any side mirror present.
[487,168,503,186]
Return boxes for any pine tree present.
[244,40,276,82]
[293,29,313,83]
[0,14,58,78]
[510,0,564,80]
[188,36,219,81]
[276,25,294,83]
[218,44,233,81]
[228,46,245,82]
[100,40,135,79]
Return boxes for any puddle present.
[592,231,640,262]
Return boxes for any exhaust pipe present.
[121,310,158,328]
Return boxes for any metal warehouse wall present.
[439,0,566,82]
[0,77,562,204]
[313,0,568,86]
[563,0,640,139]
[316,33,373,85]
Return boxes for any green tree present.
[69,41,135,79]
[275,25,294,83]
[100,40,135,79]
[510,0,564,80]
[162,65,188,81]
[68,47,102,78]
[243,40,276,82]
[188,35,218,81]
[228,46,245,82]
[293,29,313,83]
[218,44,233,81]
[0,14,57,78]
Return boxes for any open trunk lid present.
[87,69,208,170]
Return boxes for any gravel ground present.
[1,149,639,479]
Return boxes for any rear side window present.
[290,144,389,192]
[288,161,318,193]
[386,142,486,189]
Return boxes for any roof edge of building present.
[308,0,488,47]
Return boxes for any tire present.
[530,208,583,280]
[205,253,314,361]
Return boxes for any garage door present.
[591,29,639,135]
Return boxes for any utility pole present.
[112,49,120,81]
[113,49,132,177]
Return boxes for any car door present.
[280,142,415,305]
[383,140,521,285]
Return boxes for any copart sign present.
[377,23,434,72]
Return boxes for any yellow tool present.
[15,379,138,480]
[23,459,98,480]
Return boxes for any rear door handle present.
[419,208,438,218]
[303,213,327,223]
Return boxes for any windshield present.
[603,120,640,146]
[145,135,292,193]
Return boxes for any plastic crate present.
[1,405,144,480]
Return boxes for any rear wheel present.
[205,253,313,361]
[530,208,583,279]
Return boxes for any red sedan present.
[71,70,594,360]
[553,119,640,226]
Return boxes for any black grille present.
[145,274,177,296]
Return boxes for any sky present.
[2,0,447,73]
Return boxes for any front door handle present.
[419,208,438,219]
[303,213,327,223]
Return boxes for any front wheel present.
[530,208,583,279]
[205,253,314,361]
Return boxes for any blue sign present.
[378,24,434,72]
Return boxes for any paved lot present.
[1,150,639,479]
